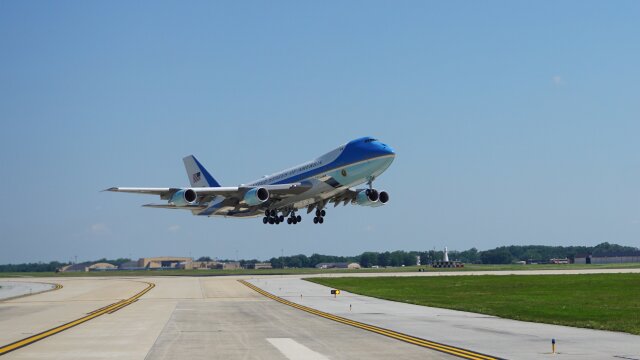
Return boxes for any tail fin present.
[182,155,221,188]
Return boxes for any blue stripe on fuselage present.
[272,137,395,185]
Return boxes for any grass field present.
[308,273,640,335]
[0,262,639,278]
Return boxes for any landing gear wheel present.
[270,210,277,217]
[265,210,270,217]
[319,217,324,224]
[292,218,298,224]
[269,218,275,225]
[296,215,302,222]
[279,215,284,222]
[313,217,319,224]
[320,210,326,217]
[315,209,321,216]
[287,218,292,224]
[263,217,268,224]
[275,218,280,224]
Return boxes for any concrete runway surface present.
[0,277,455,360]
[0,282,56,301]
[1,269,638,360]
[247,274,640,360]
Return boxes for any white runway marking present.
[267,338,329,360]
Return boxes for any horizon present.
[3,241,637,265]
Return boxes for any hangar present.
[138,257,193,269]
[574,252,640,264]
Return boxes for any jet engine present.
[356,189,389,207]
[243,187,270,206]
[356,189,379,205]
[170,189,197,206]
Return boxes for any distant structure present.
[431,246,464,269]
[248,262,273,269]
[60,262,117,272]
[574,252,640,264]
[138,257,193,270]
[221,262,241,270]
[315,262,361,269]
[192,260,220,270]
[60,257,250,272]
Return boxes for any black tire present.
[315,209,320,216]
[293,218,298,224]
[287,218,292,224]
[296,215,302,222]
[269,218,274,224]
[313,217,318,224]
[270,210,276,217]
[279,215,284,222]
[319,217,324,224]
[275,218,280,224]
[263,217,268,224]
[320,210,326,217]
[265,210,270,217]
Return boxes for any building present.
[60,262,117,272]
[119,261,144,270]
[315,262,361,269]
[248,262,273,269]
[574,252,640,264]
[192,261,221,270]
[221,262,241,270]
[431,247,464,268]
[431,260,464,268]
[138,257,193,270]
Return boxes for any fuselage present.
[218,136,395,217]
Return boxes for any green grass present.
[308,274,640,335]
[0,262,638,278]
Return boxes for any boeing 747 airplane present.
[107,136,395,225]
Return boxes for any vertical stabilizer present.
[183,155,221,187]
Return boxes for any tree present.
[480,248,513,264]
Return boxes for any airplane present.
[106,136,395,225]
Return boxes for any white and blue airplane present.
[107,136,395,225]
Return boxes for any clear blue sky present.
[1,1,639,264]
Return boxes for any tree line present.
[1,242,637,272]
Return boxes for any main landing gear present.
[286,212,302,225]
[313,209,326,224]
[263,209,284,225]
[263,209,302,225]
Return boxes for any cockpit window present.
[364,138,378,143]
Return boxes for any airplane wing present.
[104,183,311,201]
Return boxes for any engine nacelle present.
[356,189,379,206]
[170,189,197,206]
[368,190,389,207]
[243,187,269,206]
[356,189,389,207]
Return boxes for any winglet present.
[182,155,221,188]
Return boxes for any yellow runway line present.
[239,280,502,360]
[0,281,155,356]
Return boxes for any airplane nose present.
[379,143,395,156]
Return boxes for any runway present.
[0,277,455,359]
[0,270,638,359]
[246,275,640,360]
